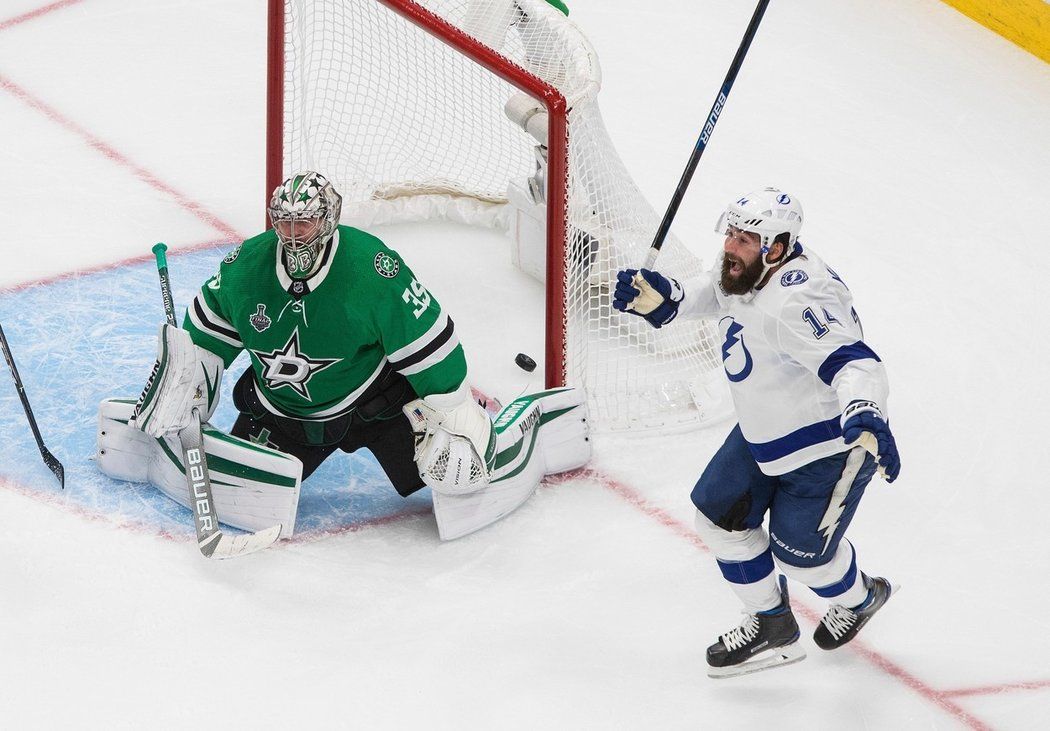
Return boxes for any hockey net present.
[267,0,726,432]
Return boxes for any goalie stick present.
[149,242,282,559]
[640,0,771,271]
[0,319,65,488]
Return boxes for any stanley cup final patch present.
[249,304,272,332]
[374,252,400,278]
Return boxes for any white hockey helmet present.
[716,187,803,253]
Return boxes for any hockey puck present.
[515,353,537,372]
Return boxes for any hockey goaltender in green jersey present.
[96,172,590,546]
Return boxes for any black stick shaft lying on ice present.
[641,0,771,270]
[0,320,64,488]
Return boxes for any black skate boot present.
[814,575,896,650]
[706,575,806,679]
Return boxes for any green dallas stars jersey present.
[183,225,467,421]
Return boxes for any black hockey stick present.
[151,242,281,558]
[0,320,65,488]
[641,0,771,270]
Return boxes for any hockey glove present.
[132,323,224,438]
[612,268,684,328]
[403,385,495,495]
[841,400,900,482]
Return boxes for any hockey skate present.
[706,575,806,679]
[813,575,896,650]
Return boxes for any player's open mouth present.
[727,258,743,275]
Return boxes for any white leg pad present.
[694,510,781,613]
[693,509,770,562]
[432,387,590,540]
[98,398,303,537]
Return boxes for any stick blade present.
[199,524,283,560]
[41,449,65,489]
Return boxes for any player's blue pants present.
[692,424,877,570]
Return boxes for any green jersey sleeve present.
[368,247,467,397]
[182,262,245,367]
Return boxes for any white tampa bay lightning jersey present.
[678,244,889,475]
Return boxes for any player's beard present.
[720,253,766,295]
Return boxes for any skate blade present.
[707,643,807,680]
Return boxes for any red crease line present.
[0,237,235,294]
[0,472,431,548]
[0,73,243,243]
[0,0,85,32]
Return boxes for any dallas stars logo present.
[374,252,400,278]
[251,328,341,401]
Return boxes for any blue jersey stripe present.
[817,341,881,386]
[717,549,775,585]
[747,416,842,463]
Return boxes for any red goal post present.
[265,0,725,433]
[267,0,569,389]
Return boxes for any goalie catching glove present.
[403,385,496,495]
[412,386,592,540]
[132,323,224,437]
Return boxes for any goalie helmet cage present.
[265,0,725,433]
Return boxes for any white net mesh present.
[279,0,725,432]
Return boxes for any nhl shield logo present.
[249,304,272,332]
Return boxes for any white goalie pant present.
[430,387,591,541]
[96,398,302,538]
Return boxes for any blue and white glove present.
[612,268,684,328]
[841,400,900,482]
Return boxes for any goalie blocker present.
[96,387,590,541]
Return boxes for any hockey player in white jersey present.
[613,188,901,678]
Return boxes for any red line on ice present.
[0,472,429,547]
[0,476,185,543]
[569,466,996,731]
[0,74,243,243]
[0,0,85,32]
[941,679,1050,698]
[0,238,236,294]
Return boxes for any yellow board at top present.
[941,0,1050,63]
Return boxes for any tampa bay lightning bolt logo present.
[720,318,753,382]
[780,269,808,287]
[777,193,791,205]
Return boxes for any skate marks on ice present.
[0,248,432,541]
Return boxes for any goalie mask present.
[269,171,342,278]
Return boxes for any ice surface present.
[2,1,1049,729]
